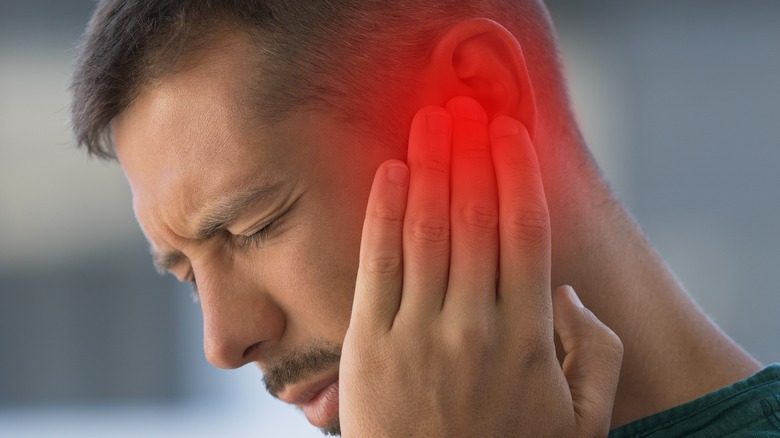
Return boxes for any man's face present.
[113,33,404,432]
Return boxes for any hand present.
[340,96,623,437]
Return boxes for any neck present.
[539,129,761,427]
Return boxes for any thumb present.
[552,285,623,437]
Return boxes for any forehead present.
[111,27,398,257]
[112,32,286,240]
[116,32,260,159]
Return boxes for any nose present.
[197,263,285,369]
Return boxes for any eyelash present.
[233,219,276,250]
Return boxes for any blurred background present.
[1,1,778,436]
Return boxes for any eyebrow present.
[150,181,286,274]
[152,250,186,275]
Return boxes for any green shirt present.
[609,364,780,437]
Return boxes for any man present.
[70,1,779,436]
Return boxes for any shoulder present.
[609,364,780,437]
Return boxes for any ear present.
[421,18,537,138]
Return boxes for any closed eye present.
[231,193,300,251]
[233,218,276,250]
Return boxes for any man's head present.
[71,1,582,434]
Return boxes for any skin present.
[114,31,622,434]
[115,37,386,375]
[410,17,762,427]
[113,17,761,435]
[340,99,623,436]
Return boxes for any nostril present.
[242,342,262,361]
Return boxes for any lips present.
[301,379,339,427]
[278,372,340,428]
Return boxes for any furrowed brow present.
[152,249,186,274]
[148,182,285,274]
[195,182,286,240]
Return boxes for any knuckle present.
[462,142,490,156]
[581,308,625,360]
[362,252,402,277]
[600,327,625,359]
[505,206,549,247]
[506,153,541,174]
[417,155,449,177]
[462,205,499,230]
[371,204,404,224]
[446,318,496,349]
[408,216,450,245]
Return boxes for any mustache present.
[263,339,342,398]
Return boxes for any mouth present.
[277,372,340,428]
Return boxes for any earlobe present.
[424,18,537,138]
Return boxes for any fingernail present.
[386,163,408,185]
[565,285,585,308]
[491,116,520,138]
[426,112,451,134]
[454,98,485,121]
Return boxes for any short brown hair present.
[71,0,559,159]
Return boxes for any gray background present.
[1,1,778,436]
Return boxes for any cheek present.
[308,226,360,313]
[286,171,373,324]
[267,214,362,339]
[265,142,382,338]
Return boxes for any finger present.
[443,96,500,315]
[352,160,409,332]
[398,106,453,318]
[490,116,551,317]
[553,285,623,437]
